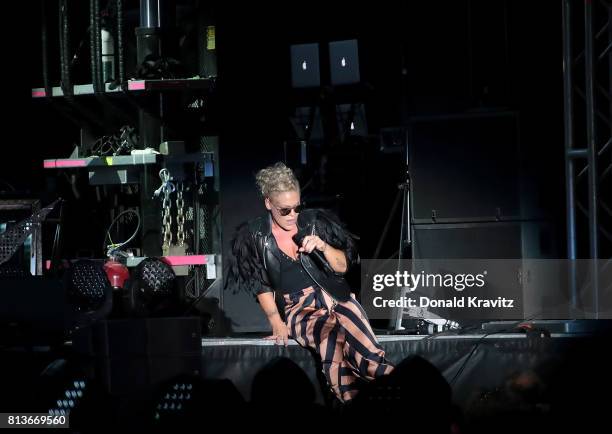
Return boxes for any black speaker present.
[0,277,74,346]
[72,317,202,396]
[412,221,558,260]
[409,222,560,322]
[408,112,522,223]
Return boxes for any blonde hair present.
[255,162,300,198]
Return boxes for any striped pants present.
[283,286,394,402]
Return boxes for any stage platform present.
[199,332,608,407]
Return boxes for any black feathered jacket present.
[226,208,358,313]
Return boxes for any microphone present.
[292,228,335,274]
[292,226,353,302]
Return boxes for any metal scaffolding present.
[562,0,612,317]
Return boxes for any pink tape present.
[164,255,207,266]
[55,159,88,168]
[128,81,146,91]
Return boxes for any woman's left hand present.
[298,235,327,254]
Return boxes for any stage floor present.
[201,332,581,346]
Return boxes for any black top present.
[226,208,358,302]
[278,249,318,294]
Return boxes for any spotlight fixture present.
[155,381,195,418]
[138,257,176,300]
[48,379,87,418]
[65,260,111,312]
[151,375,210,429]
[126,257,177,317]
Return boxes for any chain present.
[162,184,173,247]
[155,169,175,248]
[176,182,185,246]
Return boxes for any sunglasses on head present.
[273,203,304,216]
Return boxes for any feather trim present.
[224,221,272,296]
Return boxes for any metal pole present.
[584,0,599,316]
[41,1,51,97]
[140,0,160,28]
[609,2,612,156]
[137,0,164,257]
[562,0,579,313]
[59,0,71,96]
[137,0,162,65]
[195,190,201,298]
[136,0,162,149]
[393,128,414,330]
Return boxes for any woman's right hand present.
[257,292,289,346]
[264,319,289,347]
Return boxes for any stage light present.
[155,382,194,416]
[138,257,176,299]
[151,375,244,428]
[126,257,177,317]
[65,260,111,312]
[151,375,202,428]
[38,360,89,419]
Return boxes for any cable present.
[420,318,486,341]
[448,314,546,387]
[104,209,140,256]
[59,0,72,97]
[185,266,206,299]
[182,275,221,316]
[0,179,16,192]
[63,0,72,94]
[58,1,65,92]
[116,0,125,86]
[90,0,97,92]
[106,209,140,249]
[89,126,137,157]
[94,0,104,92]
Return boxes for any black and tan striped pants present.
[283,286,394,402]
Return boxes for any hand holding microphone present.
[298,234,327,254]
[292,228,335,274]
